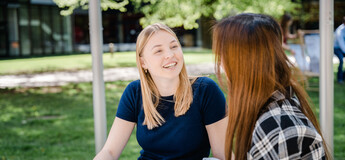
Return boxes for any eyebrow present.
[151,40,178,50]
[151,44,162,50]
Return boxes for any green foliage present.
[53,0,129,15]
[52,0,301,29]
[132,0,301,29]
[133,0,216,29]
[213,0,301,20]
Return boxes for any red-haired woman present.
[213,13,330,160]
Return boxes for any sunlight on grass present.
[1,76,344,159]
[0,50,213,75]
[1,53,344,159]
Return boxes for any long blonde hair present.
[136,23,194,129]
[213,13,330,160]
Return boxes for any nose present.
[165,50,174,59]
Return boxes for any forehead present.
[145,30,177,47]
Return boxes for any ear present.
[140,57,147,69]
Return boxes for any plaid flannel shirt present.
[248,89,326,160]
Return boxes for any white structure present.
[89,0,107,154]
[319,0,334,156]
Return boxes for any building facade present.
[0,0,72,57]
[0,0,199,57]
[3,0,341,58]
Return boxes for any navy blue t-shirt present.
[116,77,226,160]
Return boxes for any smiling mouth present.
[163,62,177,68]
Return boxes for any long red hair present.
[212,13,330,160]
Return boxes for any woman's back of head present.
[212,13,329,160]
[213,13,291,96]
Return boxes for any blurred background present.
[0,0,344,57]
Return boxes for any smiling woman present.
[139,31,184,95]
[93,23,228,160]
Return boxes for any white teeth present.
[163,62,177,68]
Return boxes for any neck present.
[152,76,180,96]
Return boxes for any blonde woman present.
[94,23,227,160]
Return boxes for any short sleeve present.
[199,77,226,125]
[116,80,140,123]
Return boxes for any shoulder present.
[250,98,325,159]
[336,24,345,33]
[192,77,219,89]
[116,80,141,122]
[128,79,141,88]
[126,80,141,91]
[192,77,223,97]
[336,24,344,29]
[254,98,322,139]
[191,77,226,125]
[122,80,141,96]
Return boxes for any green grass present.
[0,50,214,75]
[0,81,140,160]
[306,76,345,158]
[1,75,344,159]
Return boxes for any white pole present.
[89,0,107,154]
[319,0,333,157]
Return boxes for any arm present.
[206,116,228,160]
[94,117,135,160]
[282,42,295,55]
[298,29,318,46]
[286,32,297,39]
[300,29,319,34]
[336,27,345,53]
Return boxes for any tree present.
[135,0,301,29]
[53,0,129,15]
[53,0,301,29]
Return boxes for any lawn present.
[0,75,344,159]
[0,81,139,159]
[0,49,214,75]
[0,50,344,159]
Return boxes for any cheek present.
[148,55,165,67]
[176,50,184,60]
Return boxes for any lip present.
[162,61,178,68]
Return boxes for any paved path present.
[0,56,339,88]
[0,63,216,88]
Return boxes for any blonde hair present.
[136,23,194,129]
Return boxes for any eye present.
[171,45,178,49]
[154,50,162,54]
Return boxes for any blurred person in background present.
[334,16,345,84]
[280,13,304,55]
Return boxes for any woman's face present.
[287,19,293,27]
[140,30,184,81]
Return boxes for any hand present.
[297,29,304,36]
[290,49,295,55]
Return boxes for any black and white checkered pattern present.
[248,89,326,160]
